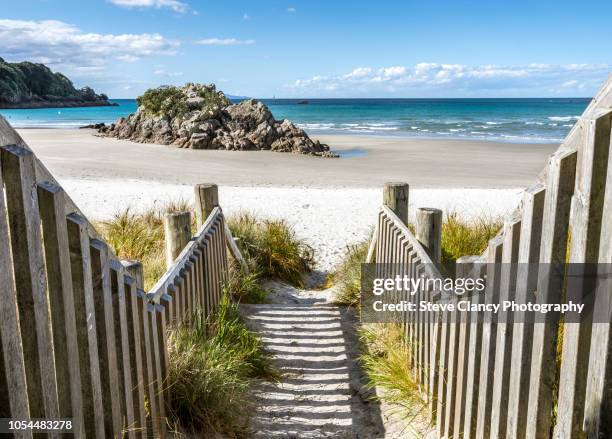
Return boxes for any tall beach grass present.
[166,297,275,437]
[228,212,315,288]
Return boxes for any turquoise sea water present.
[0,97,589,143]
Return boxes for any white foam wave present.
[548,116,580,122]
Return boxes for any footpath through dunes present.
[240,280,387,439]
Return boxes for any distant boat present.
[297,100,310,105]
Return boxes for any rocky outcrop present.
[0,58,116,108]
[98,83,336,157]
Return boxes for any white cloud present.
[243,13,251,20]
[287,7,296,12]
[287,63,611,96]
[0,19,179,67]
[195,38,255,46]
[154,69,183,77]
[108,0,190,14]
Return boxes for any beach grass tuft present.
[228,212,314,287]
[224,259,269,304]
[97,201,193,290]
[331,239,370,307]
[359,324,427,423]
[167,296,275,437]
[441,211,502,262]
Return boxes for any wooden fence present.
[0,118,234,438]
[370,75,612,439]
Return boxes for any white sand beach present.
[19,129,557,269]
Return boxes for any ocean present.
[0,97,589,143]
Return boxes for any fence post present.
[195,183,219,227]
[163,211,192,269]
[416,207,443,264]
[383,182,409,225]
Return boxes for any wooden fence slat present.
[476,236,503,439]
[192,250,202,309]
[583,122,612,437]
[163,285,174,327]
[148,303,167,437]
[555,110,611,438]
[1,144,60,420]
[137,288,159,437]
[205,236,215,310]
[463,263,487,439]
[155,303,169,403]
[490,217,521,439]
[67,213,106,438]
[175,273,184,321]
[220,216,229,285]
[443,286,460,439]
[37,182,85,437]
[122,272,147,437]
[213,223,223,301]
[90,239,123,437]
[453,256,480,439]
[506,186,545,439]
[110,261,136,437]
[436,286,451,438]
[0,150,31,437]
[526,149,577,439]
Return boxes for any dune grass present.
[332,239,370,307]
[96,200,192,290]
[359,324,427,426]
[224,259,269,304]
[228,212,315,288]
[441,212,502,263]
[166,296,275,437]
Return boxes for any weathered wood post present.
[416,207,443,264]
[195,183,219,227]
[383,182,409,225]
[163,211,192,268]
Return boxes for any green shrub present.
[137,86,186,117]
[136,83,230,118]
[228,213,314,287]
[166,297,275,437]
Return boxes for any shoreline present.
[12,125,562,145]
[18,128,558,189]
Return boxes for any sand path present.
[240,277,425,439]
[240,279,387,438]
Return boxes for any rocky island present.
[0,58,116,109]
[98,83,336,157]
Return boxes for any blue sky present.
[1,0,611,98]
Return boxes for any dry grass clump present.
[167,297,275,437]
[228,212,314,287]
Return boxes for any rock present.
[99,83,338,157]
[80,122,106,129]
